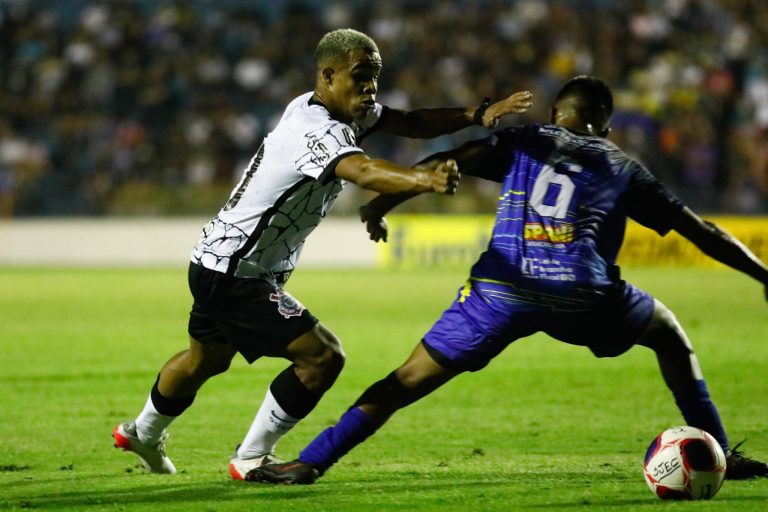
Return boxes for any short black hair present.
[554,76,613,128]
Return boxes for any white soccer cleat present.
[113,421,176,474]
[229,453,283,481]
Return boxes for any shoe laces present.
[156,432,170,454]
[726,439,766,468]
[727,439,747,459]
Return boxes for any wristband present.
[473,97,491,126]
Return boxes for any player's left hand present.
[359,204,388,243]
[483,90,533,128]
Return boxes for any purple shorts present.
[422,279,655,372]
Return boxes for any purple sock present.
[299,407,377,472]
[673,379,729,452]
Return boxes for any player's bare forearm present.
[359,140,493,223]
[357,157,464,242]
[417,139,495,178]
[674,207,768,287]
[698,225,768,282]
[379,107,476,138]
[336,154,459,195]
[380,91,533,137]
[354,160,432,194]
[361,192,417,222]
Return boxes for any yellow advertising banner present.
[379,215,768,269]
[377,215,492,269]
[619,216,768,267]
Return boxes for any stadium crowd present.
[1,0,767,217]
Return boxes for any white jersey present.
[191,92,386,281]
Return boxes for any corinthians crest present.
[269,289,305,319]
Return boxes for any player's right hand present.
[483,90,533,128]
[359,203,388,243]
[430,159,460,195]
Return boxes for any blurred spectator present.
[0,0,766,216]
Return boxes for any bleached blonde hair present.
[314,28,379,65]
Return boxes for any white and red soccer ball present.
[643,426,726,500]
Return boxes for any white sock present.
[134,391,176,444]
[236,388,299,459]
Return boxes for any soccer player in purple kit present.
[248,76,768,485]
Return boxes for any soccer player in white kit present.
[113,28,533,479]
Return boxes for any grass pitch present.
[0,266,766,511]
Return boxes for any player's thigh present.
[268,322,344,367]
[422,282,541,372]
[187,263,319,363]
[544,282,655,358]
[185,335,238,372]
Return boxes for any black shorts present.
[187,263,318,363]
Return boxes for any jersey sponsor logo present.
[306,135,331,164]
[524,222,574,243]
[269,289,305,319]
[521,257,576,281]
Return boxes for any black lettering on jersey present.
[342,126,355,146]
[307,136,330,163]
[225,143,264,211]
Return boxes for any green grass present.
[0,266,766,511]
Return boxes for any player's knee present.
[288,324,347,392]
[654,302,681,330]
[309,327,346,372]
[317,345,345,379]
[640,300,690,353]
[314,345,345,377]
[296,345,345,393]
[393,368,426,390]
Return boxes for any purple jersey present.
[467,124,684,310]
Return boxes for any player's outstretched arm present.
[358,138,502,242]
[336,153,459,196]
[672,206,768,300]
[379,90,533,138]
[482,90,535,128]
[351,156,459,243]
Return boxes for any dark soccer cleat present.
[229,453,283,481]
[245,459,320,485]
[725,441,768,480]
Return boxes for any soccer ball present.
[643,426,726,500]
